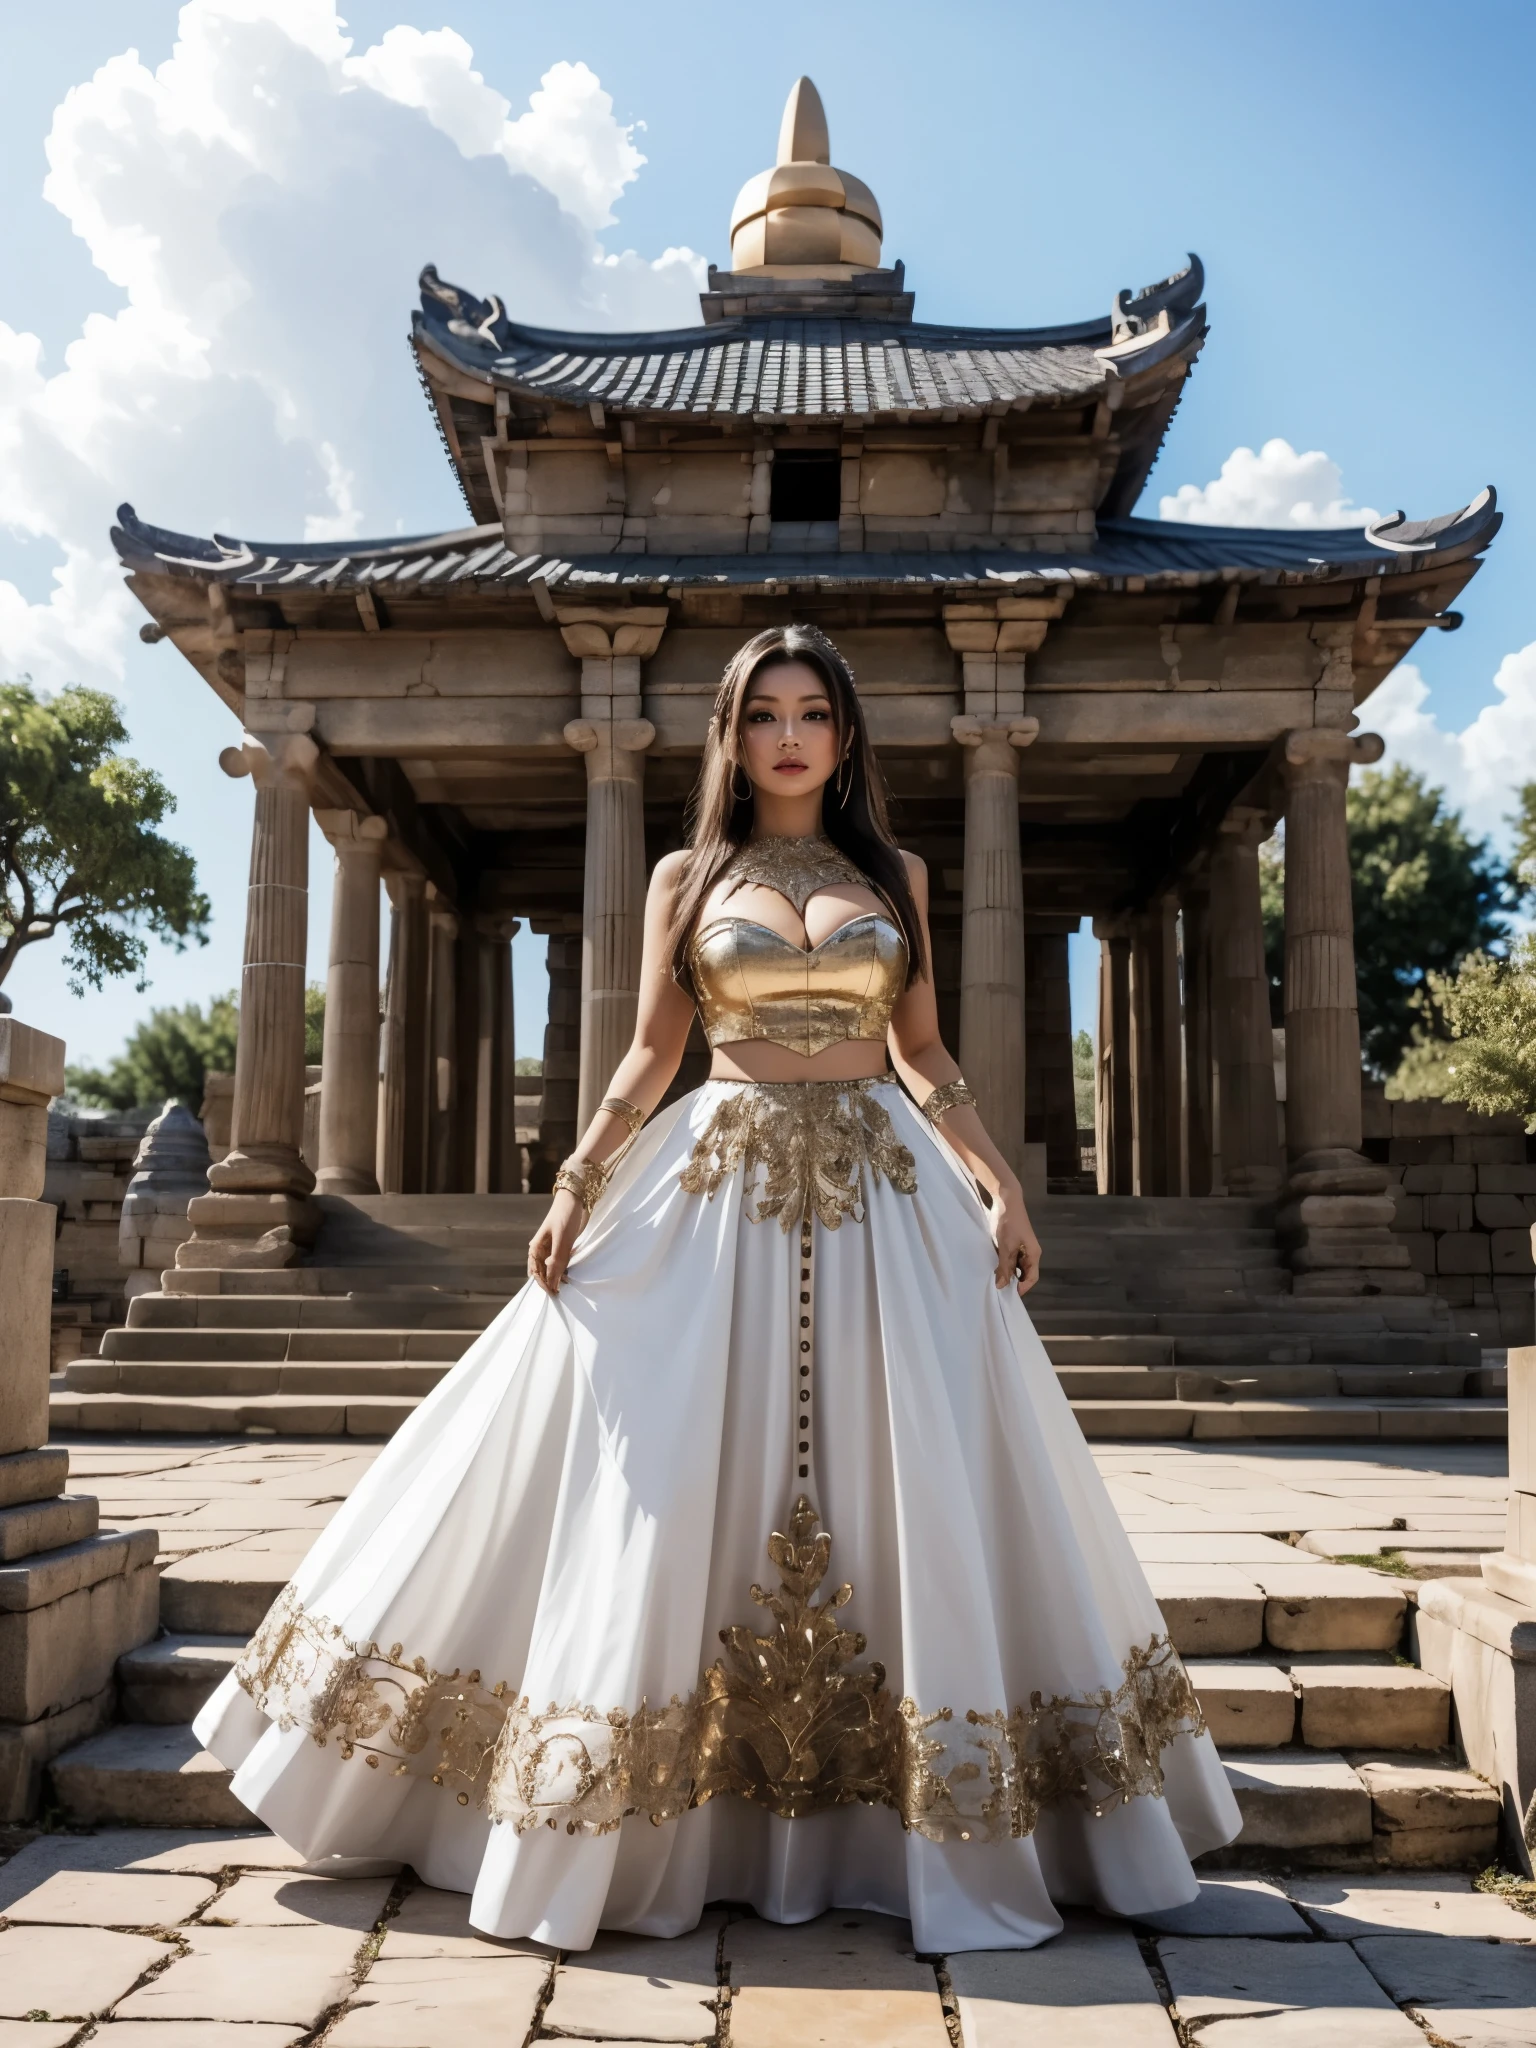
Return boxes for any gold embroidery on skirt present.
[235,1501,1206,1842]
[678,1079,917,1229]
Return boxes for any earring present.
[731,762,752,803]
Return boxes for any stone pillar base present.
[1416,1578,1536,1876]
[1280,1146,1426,1298]
[178,1157,318,1270]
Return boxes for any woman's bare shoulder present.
[649,848,691,903]
[896,847,928,901]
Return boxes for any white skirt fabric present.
[196,1078,1239,1953]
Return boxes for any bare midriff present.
[708,1035,893,1085]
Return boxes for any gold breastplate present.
[688,837,908,1058]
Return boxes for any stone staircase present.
[49,1193,1508,1444]
[44,1531,1501,1869]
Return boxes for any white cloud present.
[0,0,706,689]
[1159,437,1379,529]
[1359,645,1536,832]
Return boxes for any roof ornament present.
[419,264,507,349]
[1110,255,1205,343]
[1364,487,1500,556]
[727,77,884,277]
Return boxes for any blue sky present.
[3,0,1533,1066]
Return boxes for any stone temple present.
[90,77,1511,1446]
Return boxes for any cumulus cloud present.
[1159,437,1380,529]
[1359,645,1536,832]
[0,0,706,688]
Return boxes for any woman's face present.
[736,660,844,800]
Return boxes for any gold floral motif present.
[679,1080,917,1229]
[234,1504,1206,1844]
[720,835,874,916]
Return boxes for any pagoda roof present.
[412,257,1208,423]
[113,489,1500,599]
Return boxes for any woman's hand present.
[991,1182,1042,1297]
[527,1189,586,1295]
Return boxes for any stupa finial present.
[728,77,883,278]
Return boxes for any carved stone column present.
[427,895,458,1195]
[314,810,386,1195]
[1131,894,1182,1196]
[472,917,518,1195]
[1181,865,1215,1197]
[559,608,666,1135]
[1024,929,1078,1181]
[1094,920,1134,1196]
[182,731,318,1267]
[1209,808,1282,1198]
[378,870,428,1195]
[1278,727,1416,1295]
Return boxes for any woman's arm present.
[528,852,698,1294]
[886,851,1042,1296]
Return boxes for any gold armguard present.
[921,1078,977,1126]
[553,1157,611,1214]
[598,1095,646,1138]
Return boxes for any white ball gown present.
[195,1074,1241,1951]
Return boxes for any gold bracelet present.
[598,1095,646,1138]
[921,1078,977,1126]
[553,1157,610,1214]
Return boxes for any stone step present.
[162,1265,520,1298]
[1040,1334,1177,1366]
[117,1633,245,1723]
[1189,1660,1452,1751]
[1033,1306,1452,1337]
[1073,1397,1505,1442]
[49,1387,417,1439]
[66,1360,451,1397]
[127,1291,500,1331]
[100,1327,474,1362]
[48,1722,252,1828]
[1208,1749,1500,1870]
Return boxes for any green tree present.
[1511,781,1536,899]
[1260,765,1510,1075]
[1072,1028,1095,1130]
[0,682,210,992]
[304,982,325,1064]
[66,992,239,1110]
[1420,937,1536,1128]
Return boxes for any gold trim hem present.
[679,1079,918,1230]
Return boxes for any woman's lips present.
[774,761,807,773]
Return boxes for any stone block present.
[1397,1231,1437,1274]
[1350,1755,1501,1835]
[1288,1872,1534,1938]
[1223,1751,1372,1848]
[1187,1662,1295,1747]
[1493,1228,1535,1275]
[1480,1165,1536,1194]
[200,1872,394,1932]
[0,1445,67,1510]
[1354,1932,1536,2017]
[0,1491,98,1561]
[1143,1574,1265,1656]
[0,1557,159,1720]
[0,1831,310,1903]
[1257,1567,1406,1653]
[948,1927,1175,2046]
[545,1919,721,2040]
[0,2023,75,2047]
[112,1926,365,2026]
[328,1957,550,2046]
[1,1867,217,1925]
[381,1883,549,1961]
[1439,1233,1493,1275]
[1298,1668,1450,1751]
[49,1724,251,1829]
[1136,1879,1306,1937]
[726,1911,949,2047]
[1476,1193,1531,1229]
[1390,1191,1423,1229]
[1456,1133,1527,1164]
[0,1922,168,2019]
[0,1681,114,1823]
[1425,1194,1474,1232]
[0,1524,158,1613]
[0,1017,66,1109]
[1372,1822,1500,1867]
[88,2026,306,2046]
[1404,1165,1476,1194]
[1392,1137,1455,1166]
[117,1635,243,1725]
[0,1198,55,1456]
[1156,1936,1411,2025]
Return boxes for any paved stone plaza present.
[0,1434,1525,2045]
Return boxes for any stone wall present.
[1362,1086,1536,1346]
[45,1106,155,1367]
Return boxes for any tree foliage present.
[1072,1028,1096,1130]
[1421,937,1536,1129]
[1260,765,1510,1075]
[66,992,239,1111]
[0,682,210,993]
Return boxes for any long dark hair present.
[666,623,927,984]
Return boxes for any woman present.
[196,623,1239,1951]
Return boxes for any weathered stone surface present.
[50,1724,251,1829]
[117,1635,244,1724]
[0,1198,55,1456]
[1143,1571,1265,1656]
[326,1955,550,2046]
[1158,1935,1407,2023]
[0,2022,77,2047]
[0,1830,303,1907]
[0,1445,68,1510]
[200,1873,394,1932]
[381,1883,548,1960]
[1355,1933,1536,2008]
[1187,1662,1295,1746]
[0,1491,98,1562]
[112,1926,362,2025]
[0,1524,159,1611]
[1288,1873,1535,1939]
[0,1555,159,1720]
[1298,1666,1450,1751]
[0,1869,217,1926]
[0,1680,114,1823]
[0,1923,168,2018]
[1257,1567,1405,1653]
[726,1911,949,2048]
[544,1918,720,2041]
[90,2026,307,2046]
[1350,1755,1502,1832]
[1137,1879,1307,1937]
[1223,1751,1372,1847]
[948,1926,1175,2046]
